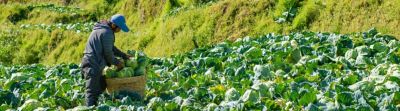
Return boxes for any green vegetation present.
[1,30,400,110]
[1,0,399,110]
[104,50,149,78]
[0,0,399,65]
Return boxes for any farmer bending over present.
[80,14,130,106]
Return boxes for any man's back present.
[83,21,115,70]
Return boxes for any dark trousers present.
[81,60,106,106]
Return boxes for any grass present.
[291,0,321,30]
[0,0,399,65]
[309,0,399,36]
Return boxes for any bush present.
[7,5,33,24]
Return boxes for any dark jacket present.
[81,21,128,71]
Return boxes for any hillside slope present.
[0,0,399,65]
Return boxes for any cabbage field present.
[1,28,400,110]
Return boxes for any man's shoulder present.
[92,29,114,38]
[93,28,113,34]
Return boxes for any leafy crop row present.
[20,22,95,33]
[1,29,399,110]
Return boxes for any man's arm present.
[102,32,120,66]
[113,46,129,60]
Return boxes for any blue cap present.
[110,14,129,32]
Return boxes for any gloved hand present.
[116,60,125,71]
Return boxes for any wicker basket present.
[105,74,146,98]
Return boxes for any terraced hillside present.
[0,0,399,65]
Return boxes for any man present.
[80,14,130,106]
